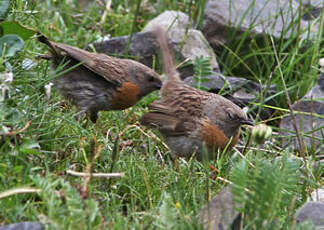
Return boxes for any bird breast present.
[110,82,140,110]
[201,118,240,150]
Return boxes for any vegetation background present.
[0,0,323,229]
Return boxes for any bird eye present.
[227,112,234,119]
[148,76,155,82]
[225,108,236,120]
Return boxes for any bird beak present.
[240,119,254,126]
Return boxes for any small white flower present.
[95,34,111,43]
[0,71,13,101]
[44,82,54,101]
[0,71,13,83]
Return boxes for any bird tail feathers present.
[153,26,180,82]
[37,32,59,57]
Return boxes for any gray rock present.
[143,11,219,71]
[295,202,324,228]
[89,31,159,69]
[0,222,44,230]
[203,0,321,47]
[280,101,324,152]
[309,188,324,203]
[299,0,323,7]
[184,72,226,92]
[299,0,323,20]
[140,0,156,14]
[90,31,184,76]
[144,10,190,35]
[304,73,324,100]
[319,73,324,91]
[184,73,276,119]
[280,73,324,152]
[199,186,241,230]
[90,11,219,78]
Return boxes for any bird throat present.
[110,82,140,110]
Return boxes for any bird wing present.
[140,101,193,136]
[49,41,128,86]
[141,81,218,136]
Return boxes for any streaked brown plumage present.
[38,34,162,122]
[140,28,253,159]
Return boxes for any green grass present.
[0,0,323,229]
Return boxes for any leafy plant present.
[0,34,24,57]
[33,175,102,230]
[0,21,36,40]
[193,56,212,91]
[156,192,178,229]
[0,1,36,67]
[230,152,303,229]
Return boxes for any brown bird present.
[140,28,253,159]
[37,34,162,122]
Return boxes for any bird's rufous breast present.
[110,82,140,110]
[201,119,240,150]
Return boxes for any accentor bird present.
[140,28,253,159]
[37,34,162,122]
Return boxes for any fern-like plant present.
[230,152,303,229]
[193,56,212,91]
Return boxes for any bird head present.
[126,60,162,97]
